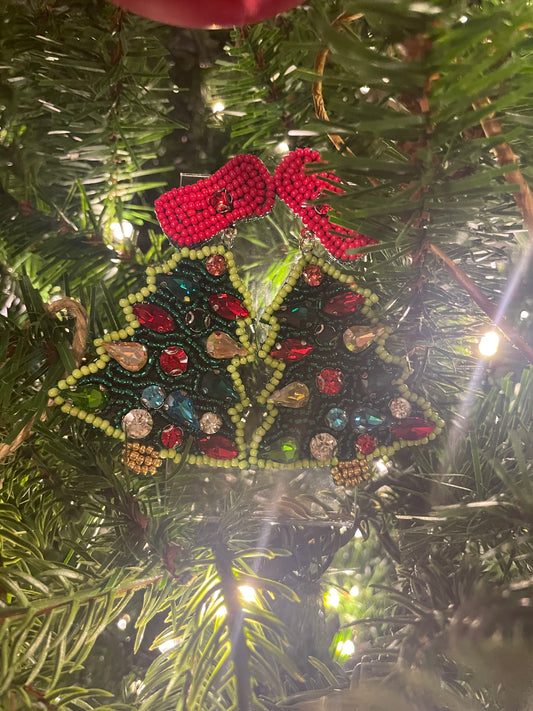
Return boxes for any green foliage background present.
[1,0,533,709]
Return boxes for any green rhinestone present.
[262,437,299,464]
[69,386,106,411]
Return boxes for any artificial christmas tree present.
[1,1,533,710]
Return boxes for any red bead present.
[205,254,228,276]
[391,418,436,441]
[197,434,238,460]
[316,367,344,395]
[302,264,323,286]
[133,303,175,332]
[356,434,376,455]
[160,346,188,375]
[209,294,249,320]
[270,339,313,362]
[161,424,183,448]
[323,292,365,316]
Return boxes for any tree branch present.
[214,542,253,711]
[427,241,533,364]
[474,97,533,246]
[0,575,163,622]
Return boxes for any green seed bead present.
[61,404,72,413]
[92,417,102,427]
[126,326,135,336]
[48,387,59,398]
[127,293,137,304]
[112,428,122,439]
[105,425,115,436]
[66,375,76,385]
[85,413,95,423]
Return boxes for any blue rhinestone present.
[164,390,199,430]
[351,408,384,431]
[325,407,347,431]
[141,385,165,409]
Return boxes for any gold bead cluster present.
[331,459,371,488]
[122,442,162,476]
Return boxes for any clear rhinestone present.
[309,432,338,461]
[389,397,412,418]
[122,409,153,439]
[200,412,223,434]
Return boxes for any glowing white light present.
[354,528,363,539]
[116,615,129,630]
[459,14,468,23]
[350,585,360,597]
[359,86,370,94]
[215,604,228,617]
[110,220,134,241]
[374,458,389,475]
[336,639,355,656]
[479,331,500,357]
[325,587,340,608]
[520,310,529,320]
[276,141,290,153]
[238,585,256,602]
[158,638,180,654]
[212,101,225,113]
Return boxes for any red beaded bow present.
[274,148,377,260]
[155,154,275,247]
[155,149,376,260]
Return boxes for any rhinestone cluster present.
[122,442,162,476]
[331,459,371,488]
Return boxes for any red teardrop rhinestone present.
[391,418,436,441]
[160,346,188,375]
[197,434,238,460]
[133,303,175,332]
[209,294,249,320]
[270,339,314,362]
[205,254,227,276]
[356,434,377,455]
[160,424,183,448]
[316,367,344,395]
[323,292,365,316]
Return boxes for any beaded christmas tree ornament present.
[49,150,443,484]
[251,252,441,486]
[49,244,256,472]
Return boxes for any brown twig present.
[474,97,533,246]
[427,242,533,363]
[312,13,363,157]
[0,298,88,460]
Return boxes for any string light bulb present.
[109,220,134,241]
[212,101,225,113]
[336,639,355,656]
[238,585,256,602]
[479,330,500,357]
[325,587,340,608]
